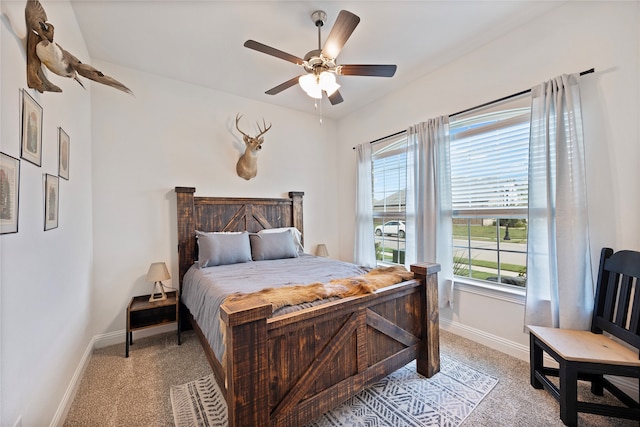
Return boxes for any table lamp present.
[315,244,329,257]
[146,262,170,302]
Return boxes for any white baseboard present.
[94,323,177,348]
[94,329,125,349]
[440,318,639,403]
[440,317,530,361]
[49,336,95,427]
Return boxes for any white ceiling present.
[70,1,563,119]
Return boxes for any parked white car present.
[375,220,406,238]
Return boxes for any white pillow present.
[196,231,252,267]
[258,227,304,253]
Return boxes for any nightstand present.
[126,290,181,357]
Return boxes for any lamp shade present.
[319,71,340,96]
[299,72,340,99]
[299,74,322,99]
[146,262,170,282]
[299,74,316,92]
[315,244,329,257]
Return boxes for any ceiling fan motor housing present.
[304,49,335,74]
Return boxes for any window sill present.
[453,277,525,305]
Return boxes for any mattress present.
[181,254,369,361]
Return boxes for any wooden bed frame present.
[175,186,441,427]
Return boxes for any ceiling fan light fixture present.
[299,72,340,99]
[307,86,323,99]
[319,71,340,96]
[299,74,323,98]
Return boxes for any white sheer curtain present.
[405,117,454,307]
[525,74,593,330]
[354,142,376,267]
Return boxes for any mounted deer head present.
[234,114,271,180]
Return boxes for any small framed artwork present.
[44,174,59,231]
[20,89,43,167]
[58,127,70,180]
[0,152,21,234]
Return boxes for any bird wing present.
[25,0,62,92]
[25,0,49,39]
[62,48,134,95]
[25,0,47,27]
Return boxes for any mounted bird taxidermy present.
[25,0,132,95]
[234,114,271,181]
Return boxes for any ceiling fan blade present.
[321,10,360,60]
[327,90,344,105]
[265,76,302,95]
[244,40,305,66]
[338,64,397,77]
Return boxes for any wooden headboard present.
[175,187,304,291]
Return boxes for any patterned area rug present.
[170,354,498,427]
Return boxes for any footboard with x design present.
[221,262,440,427]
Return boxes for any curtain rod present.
[355,68,595,149]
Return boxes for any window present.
[449,95,530,288]
[371,135,407,265]
[367,95,530,289]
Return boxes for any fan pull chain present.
[314,99,323,125]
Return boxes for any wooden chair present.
[528,247,640,426]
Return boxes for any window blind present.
[450,106,530,217]
[372,135,407,214]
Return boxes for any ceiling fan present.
[244,10,397,105]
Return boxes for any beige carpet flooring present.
[63,329,638,426]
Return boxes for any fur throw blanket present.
[224,265,415,310]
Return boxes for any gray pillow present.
[196,231,252,267]
[258,227,304,253]
[250,231,299,261]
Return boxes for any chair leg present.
[590,373,604,396]
[530,333,543,389]
[559,362,578,427]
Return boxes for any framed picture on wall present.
[58,127,70,180]
[20,89,43,167]
[0,152,20,234]
[44,174,59,231]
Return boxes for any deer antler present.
[256,118,272,139]
[235,113,250,139]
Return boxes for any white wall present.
[89,61,340,340]
[0,1,94,426]
[336,1,640,356]
[2,1,639,425]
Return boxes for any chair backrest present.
[591,247,640,351]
